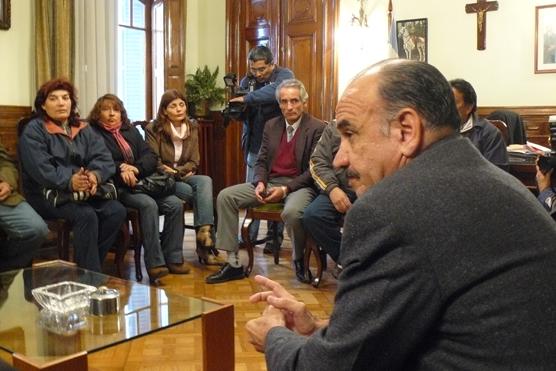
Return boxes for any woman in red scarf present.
[88,94,190,284]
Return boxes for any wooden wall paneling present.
[164,0,185,92]
[478,106,556,147]
[0,106,32,158]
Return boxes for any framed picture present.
[0,0,10,30]
[535,4,556,74]
[396,18,428,62]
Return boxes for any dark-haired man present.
[246,60,556,370]
[450,78,509,170]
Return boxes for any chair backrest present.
[486,110,527,144]
[487,119,510,145]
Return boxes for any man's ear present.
[396,108,423,158]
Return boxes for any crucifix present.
[465,0,499,50]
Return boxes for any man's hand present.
[255,182,267,203]
[536,164,553,192]
[263,187,285,203]
[71,168,91,192]
[0,181,12,201]
[249,275,321,336]
[245,305,286,353]
[329,187,352,213]
[230,96,245,103]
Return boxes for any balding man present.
[246,60,556,370]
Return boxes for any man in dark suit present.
[207,79,325,284]
[246,60,556,370]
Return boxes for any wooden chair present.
[125,202,193,282]
[240,203,283,276]
[488,119,510,145]
[303,234,327,287]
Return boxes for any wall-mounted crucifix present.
[465,0,499,50]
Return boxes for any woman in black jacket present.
[88,94,190,284]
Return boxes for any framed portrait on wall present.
[0,0,10,30]
[535,4,556,73]
[396,18,428,62]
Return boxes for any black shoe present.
[205,263,245,284]
[294,259,310,283]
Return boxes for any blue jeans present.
[0,201,49,272]
[302,192,356,264]
[174,175,214,227]
[120,191,185,269]
[27,196,127,272]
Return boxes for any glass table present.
[0,260,233,370]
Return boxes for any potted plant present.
[185,65,227,118]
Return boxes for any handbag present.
[132,172,176,198]
[43,181,118,208]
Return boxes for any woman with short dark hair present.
[18,78,126,272]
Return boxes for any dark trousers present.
[302,192,355,263]
[28,196,127,272]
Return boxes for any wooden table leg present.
[202,303,234,371]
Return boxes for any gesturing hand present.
[249,275,320,336]
[245,305,286,353]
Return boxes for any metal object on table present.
[89,286,120,316]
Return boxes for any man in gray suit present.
[246,60,556,370]
[206,79,325,284]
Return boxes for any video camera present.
[537,115,556,174]
[221,73,255,127]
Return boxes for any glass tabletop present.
[0,260,220,365]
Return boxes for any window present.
[118,0,164,122]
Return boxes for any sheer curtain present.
[74,0,118,116]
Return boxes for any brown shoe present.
[147,266,169,284]
[168,262,191,274]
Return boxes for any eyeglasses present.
[249,65,270,74]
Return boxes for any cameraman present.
[230,45,294,181]
[536,164,556,219]
[231,46,294,247]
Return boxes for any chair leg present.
[114,224,130,278]
[304,235,323,288]
[272,223,280,265]
[240,217,255,277]
[58,226,70,261]
[130,217,143,281]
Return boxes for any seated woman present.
[145,89,221,265]
[18,78,126,272]
[88,94,190,284]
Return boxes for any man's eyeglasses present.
[250,65,270,74]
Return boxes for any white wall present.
[338,0,556,106]
[185,0,226,86]
[0,0,33,106]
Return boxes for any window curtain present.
[73,0,118,115]
[35,0,74,88]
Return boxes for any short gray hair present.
[275,79,309,103]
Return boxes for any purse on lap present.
[131,172,176,198]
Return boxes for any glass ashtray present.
[32,281,97,314]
